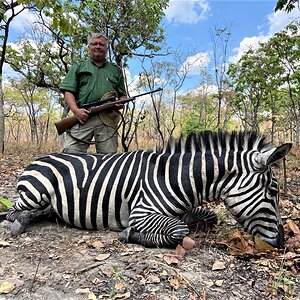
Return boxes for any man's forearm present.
[64,91,79,113]
[64,91,89,123]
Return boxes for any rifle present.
[55,87,162,135]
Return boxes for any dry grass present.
[4,140,61,156]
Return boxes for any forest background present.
[0,0,300,156]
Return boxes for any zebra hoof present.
[119,227,135,243]
[10,211,30,237]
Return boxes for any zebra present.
[6,131,291,248]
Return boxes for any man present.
[59,32,127,154]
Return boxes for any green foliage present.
[20,0,73,33]
[227,21,300,136]
[0,197,13,211]
[4,79,53,115]
[67,0,169,65]
[5,38,67,91]
[3,78,61,144]
[183,114,207,135]
[179,92,218,135]
[108,266,125,298]
[275,0,299,12]
[4,0,169,92]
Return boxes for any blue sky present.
[5,0,300,94]
[130,0,299,93]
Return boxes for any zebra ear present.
[257,143,292,167]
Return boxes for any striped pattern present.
[7,131,291,248]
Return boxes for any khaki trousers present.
[63,114,118,154]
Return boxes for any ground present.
[0,154,299,300]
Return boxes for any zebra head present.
[224,142,292,248]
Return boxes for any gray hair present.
[88,32,108,45]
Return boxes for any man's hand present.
[73,108,90,124]
[64,91,90,124]
[114,103,124,110]
[114,95,129,110]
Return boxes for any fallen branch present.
[76,262,103,275]
[30,257,42,292]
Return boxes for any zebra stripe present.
[7,131,291,248]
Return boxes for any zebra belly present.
[49,193,130,231]
[16,177,130,231]
[16,158,132,231]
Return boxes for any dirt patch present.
[0,155,299,300]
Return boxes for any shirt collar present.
[90,58,107,67]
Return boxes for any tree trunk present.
[0,77,4,153]
[0,1,26,154]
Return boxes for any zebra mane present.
[160,131,271,154]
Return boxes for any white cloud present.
[182,52,210,75]
[229,36,269,64]
[188,84,218,96]
[229,7,299,64]
[8,8,38,35]
[267,8,299,35]
[165,0,211,24]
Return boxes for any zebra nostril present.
[276,224,284,248]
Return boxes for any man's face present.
[88,37,108,63]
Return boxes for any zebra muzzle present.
[276,224,285,249]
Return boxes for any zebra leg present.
[180,207,218,231]
[119,214,189,248]
[7,204,54,237]
[6,186,52,236]
[7,209,31,237]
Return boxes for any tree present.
[4,81,60,146]
[210,24,232,129]
[3,84,25,142]
[265,22,300,146]
[135,49,200,148]
[5,0,169,89]
[9,79,53,144]
[275,0,300,12]
[0,0,73,154]
[71,0,169,66]
[227,47,276,132]
[0,1,29,153]
[227,21,300,145]
[179,91,217,135]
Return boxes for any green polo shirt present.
[59,59,127,107]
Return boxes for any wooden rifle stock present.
[54,97,135,135]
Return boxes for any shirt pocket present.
[77,71,93,92]
[107,76,118,88]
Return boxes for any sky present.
[4,0,300,94]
